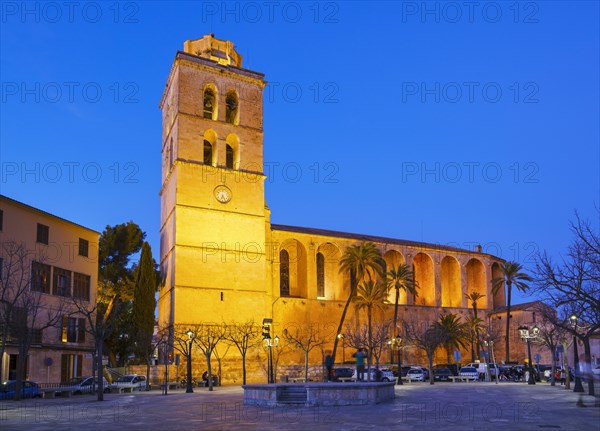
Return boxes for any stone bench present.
[449,376,477,383]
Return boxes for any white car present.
[59,376,109,394]
[109,374,148,392]
[406,368,427,381]
[459,367,479,380]
[351,367,395,382]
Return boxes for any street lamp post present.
[186,329,195,393]
[262,318,279,384]
[394,335,403,386]
[518,325,539,385]
[569,314,584,393]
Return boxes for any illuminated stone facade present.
[158,35,506,381]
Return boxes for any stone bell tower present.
[158,34,269,329]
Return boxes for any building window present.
[203,140,213,165]
[61,316,86,343]
[226,144,234,169]
[225,92,238,124]
[61,354,83,382]
[169,138,174,167]
[280,250,290,297]
[203,88,216,120]
[316,252,325,298]
[37,223,49,245]
[0,209,3,230]
[31,261,51,294]
[53,267,71,297]
[73,272,91,301]
[78,238,89,257]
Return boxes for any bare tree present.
[70,289,119,401]
[403,321,445,385]
[211,341,231,387]
[282,323,326,382]
[192,323,227,391]
[535,211,600,396]
[531,307,568,386]
[0,241,31,384]
[225,320,260,385]
[0,241,66,400]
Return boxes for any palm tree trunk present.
[505,282,512,363]
[473,305,481,359]
[332,272,356,363]
[366,305,373,381]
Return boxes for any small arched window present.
[280,250,290,297]
[316,252,325,297]
[226,144,234,169]
[169,138,173,167]
[225,92,238,124]
[203,140,213,165]
[203,88,216,120]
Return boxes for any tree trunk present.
[562,339,571,390]
[145,357,151,391]
[331,275,356,364]
[304,351,309,383]
[473,305,481,357]
[583,337,595,396]
[505,282,512,363]
[242,352,247,385]
[428,352,434,385]
[207,352,214,391]
[96,337,105,401]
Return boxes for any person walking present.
[353,348,367,382]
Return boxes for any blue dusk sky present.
[1,1,598,305]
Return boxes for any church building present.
[158,35,507,380]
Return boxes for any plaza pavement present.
[0,381,598,431]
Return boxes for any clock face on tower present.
[214,185,232,203]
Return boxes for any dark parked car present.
[332,367,354,381]
[0,380,41,400]
[433,368,453,382]
[435,363,459,376]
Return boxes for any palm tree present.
[354,280,389,372]
[434,313,469,364]
[386,263,418,384]
[492,261,532,363]
[465,291,485,359]
[465,315,484,363]
[331,242,383,364]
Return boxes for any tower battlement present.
[184,34,242,67]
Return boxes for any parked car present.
[109,374,148,391]
[459,367,479,380]
[0,380,41,400]
[433,368,452,381]
[593,365,600,376]
[351,367,395,382]
[406,368,427,381]
[59,376,110,395]
[434,363,459,376]
[332,367,354,381]
[464,362,498,378]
